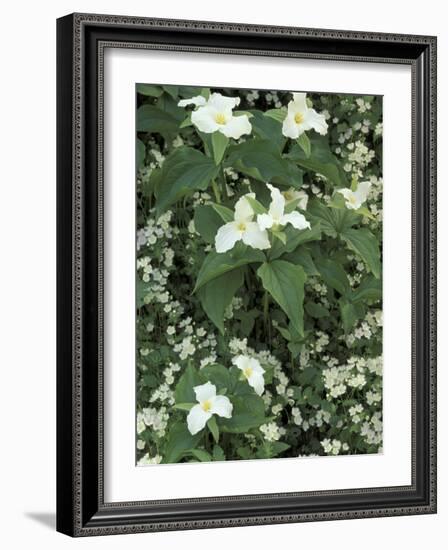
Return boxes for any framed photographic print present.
[56,13,437,536]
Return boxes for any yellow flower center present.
[201,400,212,412]
[215,112,227,125]
[283,191,294,201]
[237,222,247,232]
[294,112,304,124]
[348,195,357,205]
[243,367,253,379]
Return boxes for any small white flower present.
[282,92,328,139]
[257,184,310,232]
[337,181,371,210]
[282,187,309,210]
[187,382,233,435]
[232,355,265,395]
[215,193,270,253]
[178,93,252,139]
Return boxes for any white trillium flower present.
[337,181,371,210]
[257,184,311,232]
[187,382,233,435]
[215,193,270,253]
[282,92,328,139]
[232,355,265,396]
[282,187,309,210]
[178,92,252,139]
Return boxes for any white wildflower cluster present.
[349,403,364,423]
[360,412,382,446]
[321,438,349,455]
[137,453,163,466]
[260,422,285,442]
[345,309,382,346]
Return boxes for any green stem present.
[211,179,221,204]
[220,165,228,201]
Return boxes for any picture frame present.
[56,12,437,536]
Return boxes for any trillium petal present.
[267,183,285,220]
[219,115,252,139]
[215,222,242,253]
[234,193,255,222]
[248,357,265,375]
[178,95,207,108]
[187,404,211,435]
[337,188,361,210]
[304,108,328,135]
[291,92,308,112]
[282,113,300,139]
[248,372,265,396]
[280,211,311,230]
[354,181,371,204]
[232,354,251,371]
[191,106,220,134]
[257,213,274,231]
[210,395,233,418]
[241,222,271,250]
[208,92,240,111]
[194,381,217,403]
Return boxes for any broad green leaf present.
[257,260,307,336]
[264,108,287,123]
[154,147,219,215]
[269,223,321,260]
[257,441,290,459]
[307,199,359,237]
[207,416,219,443]
[249,109,286,151]
[194,205,223,243]
[211,132,229,165]
[225,139,303,189]
[234,309,259,337]
[297,133,311,158]
[155,93,185,122]
[244,195,268,215]
[188,449,212,462]
[315,258,350,296]
[136,84,163,97]
[212,445,226,461]
[200,364,232,391]
[174,365,204,404]
[198,269,244,334]
[173,403,195,411]
[305,302,330,318]
[211,203,234,223]
[179,114,192,128]
[339,300,359,333]
[136,139,145,170]
[220,395,267,433]
[351,275,382,303]
[283,247,319,276]
[162,85,179,99]
[287,137,348,187]
[137,105,180,135]
[163,422,201,463]
[341,228,381,278]
[194,245,265,291]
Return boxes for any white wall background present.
[0,1,445,548]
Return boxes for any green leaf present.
[194,205,223,243]
[198,269,244,334]
[249,109,286,151]
[188,449,212,462]
[257,260,307,336]
[137,105,180,135]
[136,139,145,170]
[211,203,234,223]
[307,199,359,237]
[211,132,229,165]
[269,223,321,260]
[194,245,265,291]
[297,133,311,158]
[174,365,203,404]
[341,228,381,278]
[136,84,163,97]
[207,416,220,443]
[257,441,290,459]
[225,139,303,188]
[287,137,348,187]
[305,302,330,318]
[283,247,319,275]
[173,403,195,411]
[272,230,287,244]
[179,114,192,128]
[351,275,382,303]
[163,422,201,463]
[136,277,150,308]
[154,147,219,215]
[264,108,287,123]
[244,195,268,215]
[220,395,267,433]
[200,364,232,391]
[162,85,179,99]
[315,258,350,296]
[339,300,359,333]
[212,445,226,461]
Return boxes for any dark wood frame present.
[57,13,437,537]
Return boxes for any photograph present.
[135,84,384,465]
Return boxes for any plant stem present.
[211,179,221,204]
[263,291,271,344]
